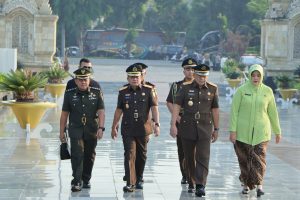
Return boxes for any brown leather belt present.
[184,112,211,120]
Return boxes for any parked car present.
[66,46,80,57]
[239,55,265,70]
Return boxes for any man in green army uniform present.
[170,64,219,197]
[166,58,197,185]
[60,68,105,192]
[111,64,160,192]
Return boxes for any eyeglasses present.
[77,79,88,82]
[82,66,92,69]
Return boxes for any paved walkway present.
[0,59,299,200]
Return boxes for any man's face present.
[80,61,92,69]
[194,74,208,86]
[127,75,142,87]
[75,78,90,90]
[183,67,194,79]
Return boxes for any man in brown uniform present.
[111,64,160,192]
[170,64,219,197]
[166,58,197,184]
[121,63,156,184]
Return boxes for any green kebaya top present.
[229,64,281,145]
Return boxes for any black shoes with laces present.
[71,182,82,192]
[188,184,195,193]
[195,184,205,197]
[135,180,143,189]
[181,177,188,184]
[82,181,91,189]
[123,185,135,192]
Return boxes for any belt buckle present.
[134,113,138,119]
[81,117,87,125]
[195,112,200,120]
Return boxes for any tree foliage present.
[49,0,270,51]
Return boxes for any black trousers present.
[182,138,211,186]
[70,138,97,184]
[176,134,186,179]
[122,135,149,185]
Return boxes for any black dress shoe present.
[82,181,91,188]
[135,181,143,189]
[123,185,135,192]
[181,177,188,184]
[257,189,265,197]
[71,182,82,192]
[195,185,205,197]
[188,184,195,193]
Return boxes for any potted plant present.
[41,66,69,98]
[237,63,247,72]
[222,59,241,88]
[0,69,56,130]
[275,75,297,101]
[41,65,69,84]
[0,69,48,102]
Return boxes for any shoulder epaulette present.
[207,81,218,87]
[66,88,76,93]
[183,81,193,85]
[145,81,155,87]
[123,83,129,87]
[119,86,128,91]
[90,87,101,91]
[143,84,153,89]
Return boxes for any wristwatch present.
[155,122,160,127]
[214,127,219,131]
[98,127,105,131]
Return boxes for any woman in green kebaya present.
[229,64,281,197]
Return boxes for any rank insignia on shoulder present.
[90,87,101,91]
[66,88,76,92]
[207,81,217,87]
[119,86,128,91]
[143,84,153,89]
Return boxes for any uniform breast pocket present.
[71,99,80,108]
[139,98,147,108]
[89,99,98,108]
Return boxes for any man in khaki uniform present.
[111,64,160,192]
[170,64,219,197]
[166,58,197,184]
[121,63,156,184]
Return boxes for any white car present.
[66,46,80,57]
[239,55,265,68]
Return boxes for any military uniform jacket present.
[62,87,104,139]
[175,80,219,140]
[117,84,158,137]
